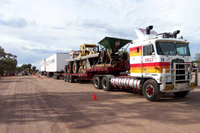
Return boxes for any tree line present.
[0,46,38,76]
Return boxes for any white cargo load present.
[40,59,46,72]
[46,53,69,72]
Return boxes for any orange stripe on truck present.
[130,46,142,57]
[130,62,170,73]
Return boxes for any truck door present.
[142,44,156,77]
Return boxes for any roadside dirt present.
[0,74,200,133]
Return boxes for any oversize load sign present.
[139,28,157,35]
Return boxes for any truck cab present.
[130,26,198,99]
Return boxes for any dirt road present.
[0,75,200,133]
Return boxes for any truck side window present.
[143,45,155,56]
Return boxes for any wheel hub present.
[146,85,154,97]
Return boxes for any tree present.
[0,46,18,76]
[32,66,36,71]
[194,53,200,63]
[21,64,32,70]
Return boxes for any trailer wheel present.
[67,63,72,73]
[82,60,87,73]
[102,77,112,91]
[173,91,190,97]
[66,75,69,82]
[47,72,50,77]
[64,76,67,82]
[73,62,79,74]
[54,73,58,79]
[93,77,102,89]
[142,79,161,101]
[69,75,74,83]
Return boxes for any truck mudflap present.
[160,63,198,92]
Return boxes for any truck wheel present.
[73,62,79,73]
[102,77,112,91]
[173,91,190,97]
[82,60,87,73]
[142,79,161,101]
[67,63,72,73]
[69,75,74,83]
[93,77,102,89]
[54,73,57,79]
[64,76,66,82]
[47,72,50,77]
[66,75,69,82]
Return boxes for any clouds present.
[0,14,28,28]
[0,0,200,69]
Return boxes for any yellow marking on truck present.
[190,83,197,88]
[164,85,174,91]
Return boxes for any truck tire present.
[93,77,102,89]
[173,91,190,97]
[47,72,50,77]
[69,75,74,83]
[82,60,87,73]
[102,77,112,91]
[142,79,161,101]
[66,75,69,82]
[64,76,66,82]
[73,62,79,73]
[67,63,72,73]
[54,73,58,79]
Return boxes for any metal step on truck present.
[63,26,198,101]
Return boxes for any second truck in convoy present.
[40,53,69,79]
[63,26,198,101]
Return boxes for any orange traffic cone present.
[93,94,97,100]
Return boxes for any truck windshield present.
[156,42,190,56]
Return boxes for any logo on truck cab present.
[145,58,154,62]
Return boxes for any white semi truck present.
[64,26,198,101]
[40,53,69,79]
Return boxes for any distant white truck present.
[41,53,69,79]
[40,59,46,76]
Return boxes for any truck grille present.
[171,59,186,83]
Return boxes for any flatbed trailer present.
[63,66,128,82]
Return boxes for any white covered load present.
[40,59,46,72]
[46,53,69,72]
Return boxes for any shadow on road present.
[0,75,200,129]
[0,90,199,128]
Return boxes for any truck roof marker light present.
[173,30,180,38]
[146,25,153,35]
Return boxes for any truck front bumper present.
[160,63,198,93]
[160,82,197,92]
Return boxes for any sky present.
[0,0,200,69]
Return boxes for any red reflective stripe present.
[130,62,170,67]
